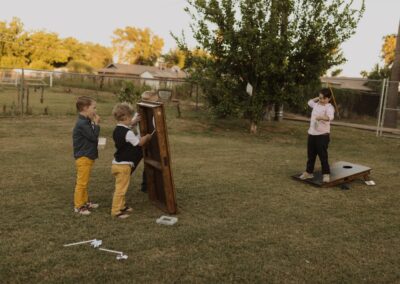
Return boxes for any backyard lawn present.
[0,101,399,283]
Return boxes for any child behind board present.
[111,103,152,219]
[72,96,100,215]
[300,88,335,183]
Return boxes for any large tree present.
[180,0,364,133]
[382,34,396,66]
[112,27,164,66]
[0,17,112,71]
[0,17,29,67]
[384,23,400,128]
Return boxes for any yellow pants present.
[74,157,94,209]
[111,164,132,216]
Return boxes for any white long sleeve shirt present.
[307,99,335,135]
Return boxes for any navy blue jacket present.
[73,115,100,160]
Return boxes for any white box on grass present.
[156,216,178,225]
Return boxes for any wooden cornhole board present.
[292,161,372,188]
[137,101,177,214]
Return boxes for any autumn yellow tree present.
[382,34,396,66]
[112,27,164,66]
[0,17,29,67]
[0,17,113,71]
[27,31,70,69]
[163,49,186,68]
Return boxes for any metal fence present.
[376,79,400,138]
[284,77,400,137]
[1,69,399,137]
[0,68,200,116]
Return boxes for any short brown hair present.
[76,96,95,112]
[112,102,134,121]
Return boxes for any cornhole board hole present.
[292,161,372,188]
[137,101,177,214]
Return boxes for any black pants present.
[306,134,330,174]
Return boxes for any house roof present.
[98,63,187,80]
[321,77,374,92]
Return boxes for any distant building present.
[321,77,374,93]
[98,63,187,89]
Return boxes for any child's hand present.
[93,114,101,125]
[316,115,328,121]
[131,114,141,126]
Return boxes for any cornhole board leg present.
[292,161,372,188]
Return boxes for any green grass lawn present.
[0,102,399,283]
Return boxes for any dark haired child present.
[300,88,335,183]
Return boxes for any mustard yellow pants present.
[111,164,132,216]
[74,157,94,209]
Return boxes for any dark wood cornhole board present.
[292,161,372,188]
[137,101,177,214]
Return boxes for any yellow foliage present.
[381,34,396,65]
[112,27,164,65]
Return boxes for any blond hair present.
[112,102,134,121]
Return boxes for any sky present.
[0,0,399,76]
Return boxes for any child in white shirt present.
[300,88,335,183]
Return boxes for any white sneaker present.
[75,207,91,215]
[299,172,314,180]
[86,202,99,209]
[114,213,130,219]
[323,174,330,183]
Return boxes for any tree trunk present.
[250,121,258,134]
[384,21,400,128]
[263,104,273,121]
[274,104,284,121]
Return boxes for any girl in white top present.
[300,88,335,183]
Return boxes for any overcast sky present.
[1,0,399,76]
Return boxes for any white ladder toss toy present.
[63,239,102,248]
[99,248,128,260]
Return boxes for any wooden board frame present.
[292,161,372,188]
[137,101,177,214]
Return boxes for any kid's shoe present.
[74,207,91,215]
[115,212,130,219]
[299,172,314,180]
[121,206,133,213]
[86,202,99,209]
[323,174,330,183]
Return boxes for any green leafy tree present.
[178,0,364,133]
[112,27,164,66]
[117,81,151,104]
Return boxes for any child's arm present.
[78,121,100,142]
[308,97,319,108]
[316,105,335,121]
[131,113,141,127]
[126,130,152,147]
[138,134,152,146]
